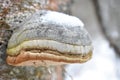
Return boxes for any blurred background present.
[0,0,120,80]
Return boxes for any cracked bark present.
[0,0,72,80]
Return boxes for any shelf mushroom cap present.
[6,10,93,66]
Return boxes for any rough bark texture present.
[1,0,120,80]
[0,0,72,80]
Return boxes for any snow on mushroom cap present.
[7,10,93,56]
[5,11,34,30]
[39,10,84,27]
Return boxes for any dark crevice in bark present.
[0,30,13,64]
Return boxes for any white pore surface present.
[40,10,84,28]
[8,40,92,55]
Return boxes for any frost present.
[40,10,84,28]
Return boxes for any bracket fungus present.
[6,10,93,66]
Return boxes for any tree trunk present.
[0,0,72,80]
